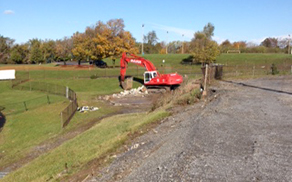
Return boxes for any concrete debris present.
[77,106,99,113]
[112,86,148,98]
[129,143,140,151]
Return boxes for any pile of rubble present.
[112,86,148,98]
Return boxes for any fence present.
[11,71,29,88]
[10,72,78,128]
[61,100,78,127]
[222,64,292,79]
[1,95,56,116]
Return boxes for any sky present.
[1,0,291,45]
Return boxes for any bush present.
[271,63,279,75]
[90,74,98,79]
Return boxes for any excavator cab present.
[144,71,158,83]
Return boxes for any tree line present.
[0,19,290,65]
[0,19,138,65]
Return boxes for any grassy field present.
[0,53,291,181]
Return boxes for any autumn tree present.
[72,19,138,65]
[190,23,219,65]
[55,37,73,64]
[220,39,232,53]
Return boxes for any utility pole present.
[142,24,144,55]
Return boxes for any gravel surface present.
[89,76,292,182]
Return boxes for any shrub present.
[271,63,279,75]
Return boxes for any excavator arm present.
[120,52,157,82]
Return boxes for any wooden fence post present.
[23,102,28,111]
[202,64,208,97]
[47,95,50,104]
[60,112,63,129]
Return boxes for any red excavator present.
[120,52,183,89]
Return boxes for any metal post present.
[142,24,144,55]
[66,86,69,99]
[182,34,184,54]
[288,34,290,54]
[253,66,255,77]
[166,31,168,54]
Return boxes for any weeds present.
[151,78,202,111]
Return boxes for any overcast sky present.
[1,0,291,44]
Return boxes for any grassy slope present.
[0,81,69,167]
[3,110,169,182]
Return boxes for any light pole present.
[142,24,144,55]
[166,31,168,54]
[182,34,184,54]
[288,34,291,55]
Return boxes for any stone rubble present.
[112,86,148,98]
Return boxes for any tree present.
[203,22,215,39]
[220,39,232,53]
[29,39,43,64]
[55,37,73,64]
[72,19,138,64]
[192,39,219,65]
[143,31,159,54]
[190,23,219,65]
[0,35,14,63]
[41,40,56,63]
[9,44,29,64]
[261,38,278,48]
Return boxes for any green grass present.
[217,53,292,66]
[0,101,69,168]
[3,110,169,182]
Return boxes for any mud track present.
[88,76,292,182]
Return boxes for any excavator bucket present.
[121,77,133,90]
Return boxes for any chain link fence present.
[8,71,78,128]
[1,95,58,116]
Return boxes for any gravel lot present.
[89,76,292,182]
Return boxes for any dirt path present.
[89,76,292,182]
